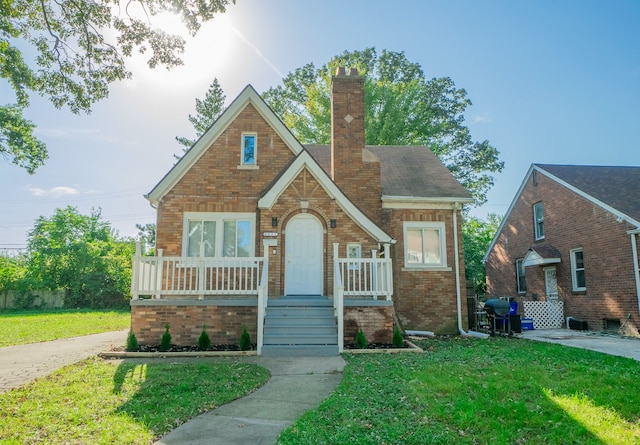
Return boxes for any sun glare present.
[545,389,640,444]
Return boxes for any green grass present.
[0,309,131,347]
[0,357,270,444]
[277,337,640,444]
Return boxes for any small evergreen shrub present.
[159,324,172,352]
[355,328,368,349]
[392,326,404,348]
[239,326,252,351]
[125,329,139,352]
[198,325,211,351]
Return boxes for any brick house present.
[131,68,473,355]
[484,164,640,334]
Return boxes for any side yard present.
[0,309,130,347]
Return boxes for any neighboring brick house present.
[484,164,640,334]
[130,68,473,355]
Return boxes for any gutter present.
[453,202,489,339]
[628,228,640,314]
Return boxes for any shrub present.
[198,325,211,351]
[125,329,139,352]
[159,324,172,352]
[239,327,251,351]
[392,326,404,348]
[355,328,367,349]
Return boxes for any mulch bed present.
[136,344,257,353]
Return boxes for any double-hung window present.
[403,222,447,268]
[516,258,526,294]
[241,133,257,166]
[347,243,362,270]
[533,202,544,240]
[183,213,255,257]
[570,248,586,291]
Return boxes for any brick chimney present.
[330,67,382,224]
[331,67,365,183]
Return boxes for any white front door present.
[285,214,323,295]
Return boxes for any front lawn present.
[277,337,640,444]
[0,309,130,347]
[0,358,270,444]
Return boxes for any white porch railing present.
[131,243,267,300]
[333,243,393,353]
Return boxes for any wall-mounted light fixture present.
[271,217,278,227]
[330,219,337,228]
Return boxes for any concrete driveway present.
[521,328,640,361]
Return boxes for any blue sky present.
[1,0,639,249]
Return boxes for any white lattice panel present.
[523,301,564,329]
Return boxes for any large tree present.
[26,206,135,307]
[1,0,233,173]
[176,77,226,153]
[462,213,502,295]
[262,48,504,205]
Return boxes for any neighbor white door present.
[544,266,558,300]
[285,214,323,295]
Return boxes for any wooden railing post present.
[384,243,393,301]
[333,243,344,353]
[155,249,163,299]
[131,241,142,300]
[198,242,205,300]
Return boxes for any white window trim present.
[182,212,256,257]
[533,202,545,240]
[570,247,586,292]
[347,243,362,270]
[240,132,257,166]
[403,221,447,269]
[516,258,526,294]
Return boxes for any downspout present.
[629,229,640,314]
[453,202,489,338]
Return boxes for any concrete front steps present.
[262,296,339,357]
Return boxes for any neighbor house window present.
[403,222,447,268]
[183,213,255,257]
[533,202,544,240]
[347,243,361,270]
[516,258,526,294]
[241,133,257,165]
[570,247,586,291]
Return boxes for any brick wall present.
[384,207,467,334]
[131,303,257,346]
[486,169,640,333]
[344,306,394,343]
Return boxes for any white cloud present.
[471,113,493,124]
[28,186,81,198]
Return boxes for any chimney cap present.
[349,67,358,76]
[336,66,346,76]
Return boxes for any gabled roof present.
[258,149,395,244]
[535,164,640,223]
[483,163,640,262]
[522,244,562,267]
[146,85,305,207]
[305,145,473,202]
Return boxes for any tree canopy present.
[176,78,226,151]
[26,206,135,307]
[1,0,233,173]
[462,213,503,295]
[262,48,505,205]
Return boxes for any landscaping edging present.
[99,350,257,359]
[343,340,423,354]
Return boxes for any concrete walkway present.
[0,329,128,392]
[521,328,640,361]
[155,356,345,445]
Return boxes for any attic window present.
[241,133,257,166]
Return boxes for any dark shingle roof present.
[536,164,640,222]
[305,144,472,200]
